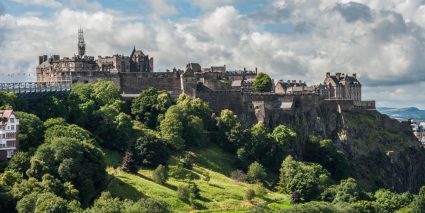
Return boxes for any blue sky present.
[1,0,425,108]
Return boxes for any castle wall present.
[119,72,182,97]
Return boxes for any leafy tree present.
[247,161,267,183]
[26,137,106,205]
[17,192,81,213]
[305,137,350,180]
[89,192,123,213]
[123,198,170,213]
[6,151,31,176]
[160,105,185,150]
[152,165,168,185]
[15,112,44,152]
[279,155,330,201]
[0,170,22,211]
[131,88,172,129]
[92,80,121,107]
[177,182,200,205]
[0,91,26,110]
[332,178,363,203]
[44,117,68,129]
[374,189,413,213]
[132,134,169,168]
[252,72,272,92]
[412,186,425,213]
[121,152,138,174]
[32,96,68,121]
[44,124,95,144]
[216,109,245,151]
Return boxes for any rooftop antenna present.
[78,28,86,57]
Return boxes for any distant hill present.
[378,107,425,122]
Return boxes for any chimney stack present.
[336,73,341,79]
[353,73,357,79]
[326,72,331,78]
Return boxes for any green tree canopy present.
[252,72,273,92]
[15,112,44,152]
[279,155,330,202]
[26,137,106,205]
[131,88,173,129]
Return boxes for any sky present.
[0,0,425,108]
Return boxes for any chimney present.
[255,67,258,74]
[336,73,341,79]
[353,73,357,79]
[326,72,331,78]
[39,56,43,65]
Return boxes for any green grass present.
[103,144,290,212]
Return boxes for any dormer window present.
[10,118,14,123]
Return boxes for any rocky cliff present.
[278,101,425,193]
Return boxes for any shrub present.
[132,135,170,169]
[247,162,267,183]
[246,189,256,201]
[152,165,168,185]
[230,170,247,182]
[177,182,200,205]
[180,153,195,169]
[203,172,210,183]
[121,152,138,174]
[254,183,267,196]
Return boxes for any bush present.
[180,153,195,169]
[254,183,266,196]
[177,182,200,205]
[247,162,267,183]
[121,152,138,174]
[203,172,210,183]
[132,134,170,169]
[152,165,167,185]
[230,170,247,182]
[246,189,256,201]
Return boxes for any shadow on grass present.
[198,196,212,202]
[164,182,178,191]
[107,175,147,201]
[208,183,224,189]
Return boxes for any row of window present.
[0,141,16,148]
[0,133,16,139]
[0,125,16,131]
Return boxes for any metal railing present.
[0,81,72,94]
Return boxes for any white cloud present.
[1,0,425,107]
[184,0,239,9]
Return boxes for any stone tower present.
[78,29,86,57]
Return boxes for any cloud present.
[148,0,177,16]
[1,0,425,107]
[12,0,62,8]
[184,0,239,9]
[334,2,373,23]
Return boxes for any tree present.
[44,117,68,129]
[279,156,330,202]
[252,73,272,92]
[26,137,106,205]
[6,151,31,177]
[412,186,425,213]
[304,137,349,180]
[131,88,172,129]
[15,112,44,152]
[121,152,138,174]
[374,189,413,213]
[89,192,124,213]
[216,109,245,151]
[332,178,362,203]
[160,106,185,150]
[32,96,68,121]
[44,124,95,145]
[132,134,169,168]
[247,161,267,183]
[152,165,168,185]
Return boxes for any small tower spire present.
[78,28,86,57]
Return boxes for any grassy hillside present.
[102,144,291,212]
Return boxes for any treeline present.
[1,81,425,212]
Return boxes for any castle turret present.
[78,29,86,57]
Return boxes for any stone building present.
[36,29,153,82]
[0,107,19,160]
[324,72,361,101]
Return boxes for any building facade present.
[0,108,19,160]
[324,72,362,101]
[36,30,153,82]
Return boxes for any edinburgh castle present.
[36,30,375,127]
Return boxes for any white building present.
[0,108,19,160]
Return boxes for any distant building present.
[0,108,19,160]
[324,72,362,101]
[36,29,153,82]
[407,119,425,144]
